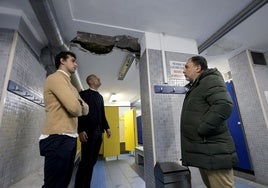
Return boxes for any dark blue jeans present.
[39,135,77,188]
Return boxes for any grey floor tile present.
[8,154,268,188]
[9,167,43,188]
[235,176,268,188]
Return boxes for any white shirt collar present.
[57,70,70,78]
[89,86,98,92]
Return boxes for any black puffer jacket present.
[180,68,238,170]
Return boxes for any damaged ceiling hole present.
[71,31,141,59]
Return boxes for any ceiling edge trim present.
[198,0,268,53]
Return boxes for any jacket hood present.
[185,68,220,90]
[198,68,219,81]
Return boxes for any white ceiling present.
[1,0,268,105]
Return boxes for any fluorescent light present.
[109,93,118,103]
[118,54,135,80]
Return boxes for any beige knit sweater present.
[42,71,89,135]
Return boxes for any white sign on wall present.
[168,61,188,86]
[169,61,185,79]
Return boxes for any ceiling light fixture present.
[109,93,118,103]
[118,54,135,80]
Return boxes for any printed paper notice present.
[169,61,185,80]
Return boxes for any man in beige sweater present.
[39,51,88,188]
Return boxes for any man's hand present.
[79,131,88,142]
[106,129,112,138]
[78,99,83,106]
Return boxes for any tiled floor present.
[10,154,268,188]
[105,155,145,188]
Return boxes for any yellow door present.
[124,108,138,151]
[103,106,120,157]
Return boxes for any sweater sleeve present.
[99,95,110,130]
[77,90,89,133]
[46,74,83,117]
[78,95,89,115]
[78,115,88,133]
[102,106,110,130]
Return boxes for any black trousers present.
[75,130,103,188]
[39,135,77,188]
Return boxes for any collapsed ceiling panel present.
[71,31,140,56]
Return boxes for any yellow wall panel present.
[103,106,120,157]
[124,108,137,151]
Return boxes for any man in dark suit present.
[74,74,111,188]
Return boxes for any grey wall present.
[139,49,205,187]
[0,29,14,98]
[229,51,268,185]
[139,49,154,187]
[0,29,46,188]
[253,63,268,123]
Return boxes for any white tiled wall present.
[0,29,14,98]
[229,51,268,185]
[0,30,46,188]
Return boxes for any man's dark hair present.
[54,51,76,69]
[190,55,208,70]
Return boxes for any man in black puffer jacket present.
[181,56,238,188]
